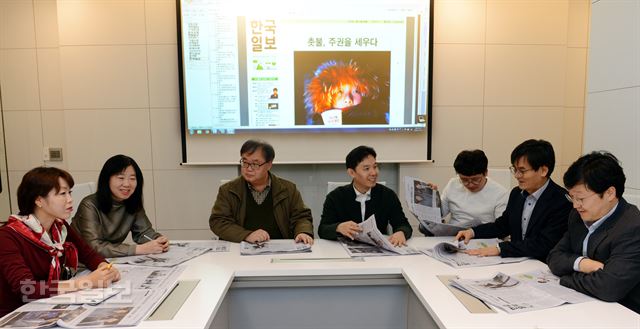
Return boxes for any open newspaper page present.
[451,272,566,313]
[0,265,184,328]
[403,176,473,236]
[110,242,225,267]
[421,238,528,268]
[239,240,312,255]
[514,269,595,304]
[339,215,419,257]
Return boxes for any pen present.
[106,263,113,270]
[143,234,154,241]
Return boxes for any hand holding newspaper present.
[421,238,528,268]
[403,176,479,236]
[339,215,419,257]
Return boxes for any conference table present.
[136,238,639,329]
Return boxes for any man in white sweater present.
[421,150,508,236]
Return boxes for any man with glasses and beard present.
[209,140,314,244]
[455,139,572,261]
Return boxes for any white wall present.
[0,0,591,237]
[583,0,640,197]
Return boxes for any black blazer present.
[547,199,640,314]
[318,183,413,240]
[473,179,571,261]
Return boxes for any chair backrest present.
[623,192,640,208]
[70,182,97,221]
[488,168,513,189]
[327,181,386,195]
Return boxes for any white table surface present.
[135,238,640,329]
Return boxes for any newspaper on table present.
[240,239,312,255]
[514,268,595,304]
[109,240,229,267]
[403,176,476,236]
[421,238,528,268]
[339,215,419,257]
[0,264,184,328]
[450,270,594,314]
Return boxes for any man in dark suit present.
[455,139,572,261]
[547,152,640,314]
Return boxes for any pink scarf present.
[6,215,78,284]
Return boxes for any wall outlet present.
[43,147,63,161]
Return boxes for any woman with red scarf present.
[0,167,120,317]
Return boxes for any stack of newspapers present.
[450,269,595,313]
[239,240,312,255]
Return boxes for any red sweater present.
[0,221,105,317]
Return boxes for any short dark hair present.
[346,145,377,170]
[563,151,625,198]
[240,139,275,163]
[17,167,75,216]
[510,139,555,177]
[96,155,144,214]
[453,150,488,176]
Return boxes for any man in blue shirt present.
[547,152,640,314]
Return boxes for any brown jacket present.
[209,173,313,242]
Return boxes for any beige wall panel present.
[150,108,183,170]
[432,44,485,106]
[67,170,100,186]
[57,0,145,46]
[41,110,68,168]
[147,44,179,108]
[140,169,156,226]
[34,0,59,48]
[484,45,566,106]
[561,107,584,166]
[0,0,35,49]
[483,107,564,167]
[486,0,568,45]
[567,0,591,48]
[64,108,153,171]
[60,45,149,109]
[433,0,486,44]
[145,0,177,45]
[153,168,237,230]
[431,106,484,167]
[37,48,64,110]
[587,0,640,92]
[0,49,40,110]
[564,48,587,107]
[4,111,44,171]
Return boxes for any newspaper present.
[403,176,472,236]
[421,239,528,268]
[239,240,312,255]
[450,270,594,314]
[0,265,184,328]
[109,241,229,267]
[514,269,595,304]
[339,215,419,257]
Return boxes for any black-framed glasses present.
[239,159,268,170]
[565,193,599,206]
[458,175,485,186]
[509,166,533,176]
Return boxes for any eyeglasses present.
[509,166,533,176]
[565,193,599,206]
[239,159,268,170]
[458,175,485,186]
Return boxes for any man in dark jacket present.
[455,139,572,261]
[548,152,640,314]
[319,145,412,246]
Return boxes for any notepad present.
[36,287,120,305]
